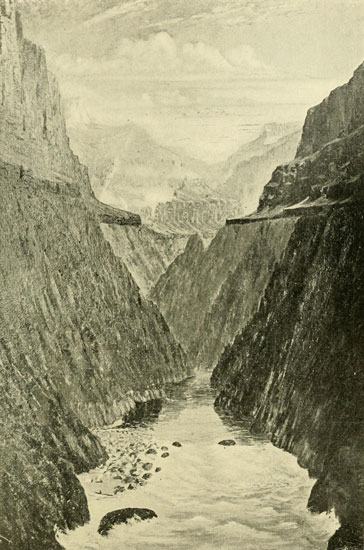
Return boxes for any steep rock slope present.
[218,129,301,215]
[212,64,364,549]
[150,219,295,367]
[101,224,188,295]
[259,64,364,213]
[297,63,364,158]
[0,4,188,549]
[216,123,301,182]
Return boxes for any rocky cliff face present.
[297,63,364,158]
[150,219,295,367]
[0,4,188,549]
[213,207,364,549]
[212,64,364,549]
[259,64,364,213]
[0,0,81,185]
[101,224,188,295]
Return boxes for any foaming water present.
[58,372,338,549]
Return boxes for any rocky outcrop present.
[212,63,364,549]
[0,4,188,549]
[297,63,364,158]
[259,64,364,213]
[101,224,188,295]
[0,0,81,186]
[150,220,295,367]
[98,508,157,536]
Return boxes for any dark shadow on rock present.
[121,399,163,428]
[327,526,364,550]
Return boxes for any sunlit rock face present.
[297,63,364,158]
[213,63,364,550]
[101,224,188,295]
[0,0,83,185]
[0,3,189,548]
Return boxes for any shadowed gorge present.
[150,219,296,367]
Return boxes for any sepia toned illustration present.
[1,0,364,548]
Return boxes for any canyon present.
[150,64,364,548]
[1,1,363,549]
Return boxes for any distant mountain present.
[215,123,301,215]
[68,122,209,211]
[216,123,300,179]
[68,121,300,236]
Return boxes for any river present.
[58,372,338,549]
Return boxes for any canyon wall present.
[101,224,188,295]
[150,219,295,368]
[0,3,189,549]
[212,64,364,549]
[259,64,364,213]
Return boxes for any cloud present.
[182,41,232,72]
[225,45,275,75]
[52,31,276,81]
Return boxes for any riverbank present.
[58,374,338,549]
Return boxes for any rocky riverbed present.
[58,373,338,550]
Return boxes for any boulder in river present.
[161,446,168,451]
[113,486,125,495]
[218,439,236,446]
[161,452,169,458]
[98,508,158,536]
[172,441,182,447]
[143,462,153,471]
[146,448,157,455]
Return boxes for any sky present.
[19,0,364,162]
